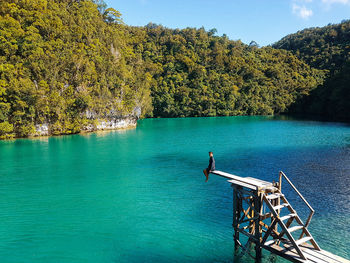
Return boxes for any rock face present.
[34,123,49,136]
[33,117,137,137]
[96,118,137,130]
[85,118,137,131]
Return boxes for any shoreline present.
[1,114,349,141]
[0,118,138,141]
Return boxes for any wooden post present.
[254,191,262,262]
[232,184,240,249]
[279,172,282,192]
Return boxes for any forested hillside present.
[124,25,324,118]
[273,21,350,121]
[0,0,153,138]
[0,0,325,138]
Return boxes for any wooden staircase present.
[211,170,350,263]
[262,189,320,260]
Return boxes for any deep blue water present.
[0,116,349,262]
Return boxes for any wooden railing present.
[278,171,314,228]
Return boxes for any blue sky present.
[105,0,350,46]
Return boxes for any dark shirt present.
[208,156,215,171]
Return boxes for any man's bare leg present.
[203,169,209,182]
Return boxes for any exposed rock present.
[34,123,49,136]
[133,106,141,119]
[84,118,137,131]
[33,118,137,137]
[111,44,121,61]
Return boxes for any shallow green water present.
[0,116,349,263]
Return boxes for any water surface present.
[0,116,349,262]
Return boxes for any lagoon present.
[0,116,349,263]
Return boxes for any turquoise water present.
[0,116,349,263]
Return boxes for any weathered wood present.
[228,179,257,190]
[280,213,297,221]
[295,236,312,246]
[212,170,273,190]
[232,184,239,249]
[273,203,289,210]
[263,194,307,260]
[272,243,350,263]
[262,219,278,245]
[287,226,304,233]
[254,191,262,260]
[266,193,284,200]
[213,170,350,263]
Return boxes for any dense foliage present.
[273,21,350,121]
[0,0,325,138]
[124,25,324,118]
[0,0,152,138]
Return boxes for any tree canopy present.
[0,0,152,138]
[125,25,324,118]
[0,0,331,138]
[273,20,350,121]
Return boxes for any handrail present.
[279,171,314,228]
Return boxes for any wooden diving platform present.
[211,170,274,190]
[210,170,350,263]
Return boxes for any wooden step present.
[264,239,277,246]
[273,203,289,210]
[287,225,304,233]
[280,213,296,221]
[266,193,284,200]
[295,236,312,245]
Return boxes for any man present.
[203,151,215,182]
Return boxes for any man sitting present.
[203,151,215,182]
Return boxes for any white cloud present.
[321,0,349,11]
[292,4,314,19]
[321,0,350,4]
[291,0,349,18]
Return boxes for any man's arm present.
[208,157,213,171]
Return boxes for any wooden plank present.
[215,171,263,187]
[298,245,350,263]
[211,170,272,188]
[262,243,308,263]
[280,214,296,221]
[295,236,312,246]
[301,250,333,263]
[228,179,257,190]
[265,243,332,263]
[267,193,284,200]
[273,203,289,210]
[270,243,350,263]
[288,226,304,233]
[245,177,273,186]
[295,244,345,263]
[298,243,350,263]
[264,239,277,246]
[318,250,350,263]
[302,250,343,263]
